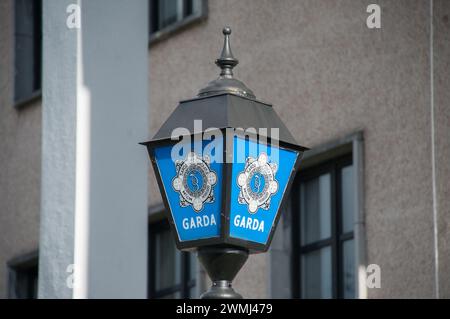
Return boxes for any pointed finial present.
[215,27,239,78]
[197,26,255,99]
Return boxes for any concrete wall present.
[38,0,77,299]
[148,0,447,298]
[0,0,42,298]
[39,0,149,298]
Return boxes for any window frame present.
[291,154,355,299]
[148,0,208,47]
[268,132,365,299]
[7,250,39,299]
[148,218,196,298]
[13,0,42,108]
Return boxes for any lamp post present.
[141,27,307,299]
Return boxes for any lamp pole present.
[197,246,248,299]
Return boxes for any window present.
[292,155,356,299]
[8,251,39,299]
[14,0,42,104]
[149,0,206,43]
[148,219,197,298]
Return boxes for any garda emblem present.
[237,153,279,214]
[172,152,217,212]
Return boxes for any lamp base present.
[197,246,249,299]
[200,280,243,299]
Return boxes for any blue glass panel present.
[229,136,298,244]
[154,138,223,242]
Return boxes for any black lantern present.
[142,27,307,298]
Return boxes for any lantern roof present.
[149,93,307,152]
[145,27,307,152]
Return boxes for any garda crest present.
[172,152,217,212]
[237,153,279,214]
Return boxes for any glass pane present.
[30,268,38,299]
[300,173,331,245]
[183,0,193,17]
[158,0,179,29]
[189,285,197,299]
[342,239,355,298]
[15,0,35,35]
[341,165,355,233]
[154,230,181,291]
[188,252,197,298]
[15,0,39,101]
[161,291,181,299]
[189,252,197,281]
[301,246,332,299]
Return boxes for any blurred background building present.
[0,0,449,299]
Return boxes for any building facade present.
[0,0,41,299]
[1,0,450,299]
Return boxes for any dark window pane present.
[189,252,197,281]
[183,0,193,17]
[154,229,182,291]
[149,0,202,36]
[15,0,35,34]
[295,155,356,299]
[14,0,41,101]
[342,239,355,298]
[189,285,196,298]
[341,165,355,233]
[161,291,181,299]
[149,220,196,299]
[8,253,39,299]
[301,246,332,299]
[188,252,197,298]
[300,173,331,245]
[14,267,38,299]
[149,0,159,34]
[159,0,179,29]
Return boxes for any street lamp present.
[141,27,307,299]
